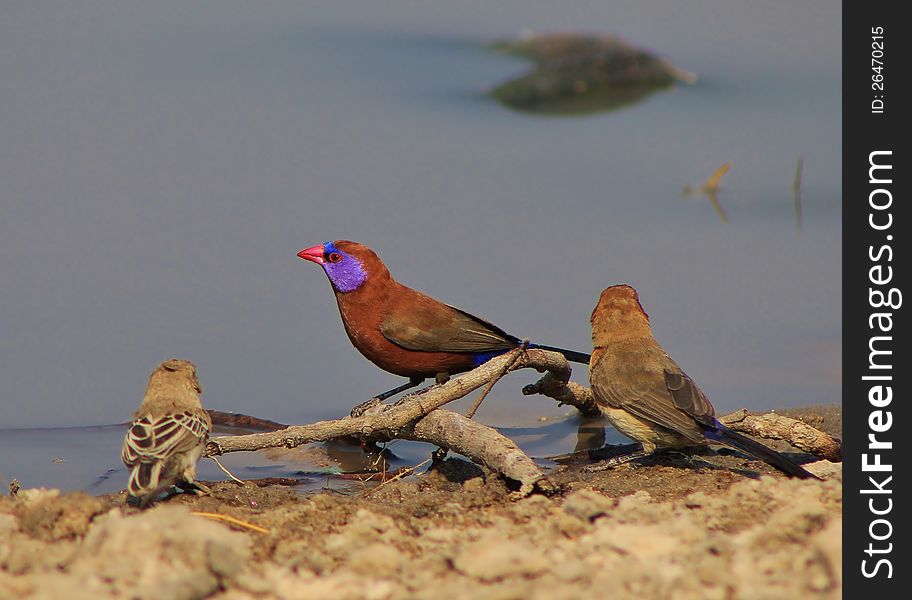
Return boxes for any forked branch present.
[205,348,574,494]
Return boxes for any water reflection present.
[0,422,411,495]
[682,159,807,228]
[792,157,804,231]
[572,415,608,454]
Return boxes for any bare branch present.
[207,410,286,432]
[406,410,555,495]
[522,372,600,417]
[719,409,841,461]
[205,349,572,494]
[203,342,838,494]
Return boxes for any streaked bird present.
[588,284,818,479]
[297,240,590,402]
[121,359,212,506]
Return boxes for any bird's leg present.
[393,372,451,408]
[351,377,425,417]
[426,375,455,461]
[375,377,426,400]
[583,449,650,473]
[663,447,722,471]
[387,372,447,405]
[431,447,449,464]
[130,495,151,509]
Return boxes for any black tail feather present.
[530,344,591,364]
[713,426,820,480]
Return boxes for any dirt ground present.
[0,406,842,599]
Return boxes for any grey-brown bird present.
[121,359,212,506]
[589,285,817,479]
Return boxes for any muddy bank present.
[1,406,841,599]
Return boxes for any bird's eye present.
[327,252,343,263]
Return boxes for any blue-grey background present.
[1,1,840,490]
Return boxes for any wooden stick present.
[208,456,248,486]
[191,512,270,534]
[522,372,600,416]
[719,409,841,461]
[203,344,839,493]
[204,349,571,494]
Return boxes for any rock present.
[803,460,842,479]
[0,513,17,536]
[15,487,60,505]
[17,492,109,541]
[489,32,695,115]
[454,536,549,581]
[561,488,613,521]
[346,542,406,577]
[69,504,252,600]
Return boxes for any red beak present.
[297,244,325,265]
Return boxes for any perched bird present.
[121,359,212,506]
[298,240,590,400]
[588,285,817,479]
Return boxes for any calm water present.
[0,1,840,492]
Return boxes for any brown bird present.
[298,240,590,401]
[589,285,818,479]
[121,359,212,506]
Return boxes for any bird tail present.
[128,461,164,497]
[529,344,591,364]
[709,425,820,480]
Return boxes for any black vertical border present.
[843,2,908,597]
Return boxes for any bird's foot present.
[583,450,649,473]
[351,397,383,417]
[666,449,698,463]
[128,494,151,509]
[431,447,449,464]
[178,480,211,496]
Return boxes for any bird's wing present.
[121,409,210,467]
[662,370,716,428]
[590,348,714,443]
[380,301,520,353]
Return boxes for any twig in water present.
[682,162,731,223]
[209,456,248,486]
[792,157,804,230]
[703,162,731,192]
